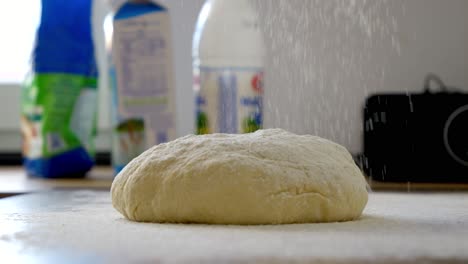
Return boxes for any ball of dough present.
[111,129,368,224]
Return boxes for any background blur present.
[0,0,467,155]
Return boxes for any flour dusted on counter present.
[109,0,176,174]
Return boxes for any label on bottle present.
[21,74,97,177]
[21,74,98,159]
[194,66,263,134]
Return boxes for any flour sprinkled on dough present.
[111,129,368,224]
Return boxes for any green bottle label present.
[21,74,98,159]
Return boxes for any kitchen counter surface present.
[1,190,467,263]
[1,167,468,198]
[0,167,113,198]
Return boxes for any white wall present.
[254,0,468,154]
[0,0,467,154]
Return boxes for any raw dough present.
[111,129,368,224]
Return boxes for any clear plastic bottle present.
[193,0,265,134]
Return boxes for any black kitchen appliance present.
[363,74,468,182]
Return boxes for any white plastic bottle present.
[193,0,265,134]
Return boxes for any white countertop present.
[1,190,468,263]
